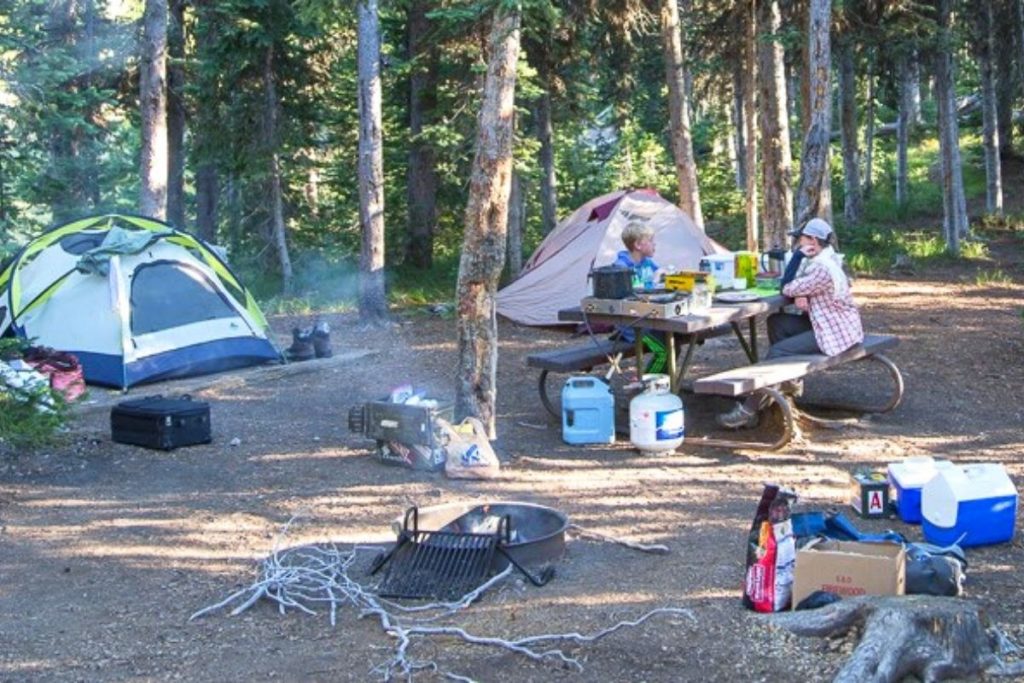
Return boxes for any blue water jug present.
[562,376,615,445]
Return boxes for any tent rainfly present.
[496,189,723,326]
[0,214,281,388]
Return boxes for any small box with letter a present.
[850,471,890,519]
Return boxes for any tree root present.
[769,595,1024,683]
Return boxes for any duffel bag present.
[23,347,87,402]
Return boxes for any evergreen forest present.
[0,0,1021,308]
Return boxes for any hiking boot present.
[312,320,333,358]
[285,326,315,361]
[716,402,759,430]
[780,379,804,398]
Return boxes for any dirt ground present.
[2,235,1024,682]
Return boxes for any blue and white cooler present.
[921,463,1018,547]
[887,456,954,524]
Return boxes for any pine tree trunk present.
[794,0,832,229]
[743,0,760,252]
[994,1,1015,158]
[863,51,876,198]
[46,1,80,221]
[139,0,168,220]
[896,54,911,207]
[908,49,922,125]
[405,0,438,269]
[838,37,861,226]
[195,164,218,243]
[757,0,793,245]
[660,0,703,229]
[166,0,186,228]
[455,6,520,436]
[934,0,967,252]
[1016,0,1024,152]
[731,64,747,191]
[506,172,523,278]
[193,0,219,244]
[786,59,800,132]
[977,0,1003,215]
[357,0,388,322]
[263,47,293,294]
[81,0,101,209]
[535,49,558,235]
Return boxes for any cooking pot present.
[589,265,633,299]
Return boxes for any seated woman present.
[717,218,863,429]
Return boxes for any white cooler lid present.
[922,463,1018,527]
[887,456,953,489]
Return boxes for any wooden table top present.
[558,293,786,335]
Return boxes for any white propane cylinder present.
[629,374,684,454]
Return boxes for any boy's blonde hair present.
[621,221,654,250]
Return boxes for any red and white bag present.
[742,485,797,612]
[23,347,86,403]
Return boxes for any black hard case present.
[111,395,212,450]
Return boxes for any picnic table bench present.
[526,338,637,418]
[691,333,904,450]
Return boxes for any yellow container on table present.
[735,251,758,288]
[664,271,716,293]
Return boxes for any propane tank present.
[629,374,684,454]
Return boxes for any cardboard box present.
[791,540,905,608]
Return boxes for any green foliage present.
[0,338,69,450]
[390,256,460,306]
[0,0,1012,311]
[0,392,67,450]
[0,0,137,231]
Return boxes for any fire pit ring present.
[397,501,569,569]
[371,501,569,600]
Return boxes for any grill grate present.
[370,507,510,600]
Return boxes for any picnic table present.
[543,289,903,450]
[557,292,787,393]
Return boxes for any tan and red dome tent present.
[497,188,723,326]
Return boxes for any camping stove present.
[348,398,452,448]
[582,291,692,319]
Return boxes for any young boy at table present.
[612,221,668,373]
[717,218,863,429]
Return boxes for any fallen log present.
[769,595,1024,683]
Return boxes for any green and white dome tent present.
[0,214,282,388]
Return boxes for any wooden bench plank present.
[693,334,899,397]
[526,339,636,372]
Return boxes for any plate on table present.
[714,291,761,303]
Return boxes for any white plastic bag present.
[0,359,56,413]
[438,417,500,479]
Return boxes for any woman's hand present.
[794,296,809,311]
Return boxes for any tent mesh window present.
[130,262,239,335]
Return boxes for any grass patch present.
[975,269,1013,286]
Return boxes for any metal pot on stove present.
[589,265,634,299]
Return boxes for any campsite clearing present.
[1,247,1023,682]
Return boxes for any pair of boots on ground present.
[286,320,332,361]
[717,379,803,429]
